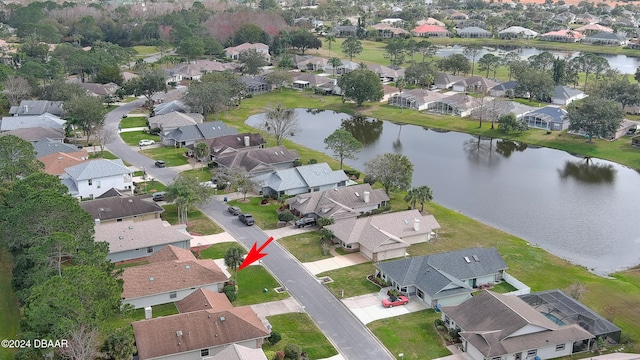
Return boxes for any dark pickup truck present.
[238,213,255,226]
[295,217,316,228]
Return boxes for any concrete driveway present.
[342,288,429,325]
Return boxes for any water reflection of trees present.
[340,113,383,146]
[558,160,616,184]
[495,140,528,158]
[306,108,325,115]
[463,136,500,167]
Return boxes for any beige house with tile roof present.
[287,183,389,220]
[96,219,191,263]
[325,209,441,261]
[121,245,228,308]
[441,291,593,360]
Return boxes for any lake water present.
[436,45,640,75]
[246,109,640,275]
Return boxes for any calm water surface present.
[246,109,640,275]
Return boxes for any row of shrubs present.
[359,205,391,218]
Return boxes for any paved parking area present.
[342,288,429,325]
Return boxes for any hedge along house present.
[375,247,510,308]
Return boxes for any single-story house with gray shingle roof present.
[287,183,389,220]
[452,76,499,94]
[388,89,449,110]
[582,32,627,46]
[324,60,359,75]
[367,64,405,82]
[122,245,229,308]
[0,113,66,132]
[0,127,65,143]
[292,73,336,91]
[490,81,519,97]
[375,247,508,307]
[148,112,203,133]
[215,145,299,175]
[33,138,84,158]
[95,218,191,263]
[240,76,271,95]
[457,26,492,38]
[62,158,133,199]
[431,93,494,117]
[327,209,440,261]
[80,194,164,224]
[440,291,593,360]
[435,73,466,89]
[77,82,120,97]
[295,56,329,71]
[10,100,64,116]
[253,162,348,196]
[522,106,569,131]
[151,100,191,116]
[185,132,266,159]
[161,121,238,147]
[552,85,587,105]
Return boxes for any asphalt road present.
[105,93,394,360]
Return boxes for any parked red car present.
[382,295,409,308]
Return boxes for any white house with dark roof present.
[148,112,203,133]
[440,291,593,360]
[121,245,229,309]
[522,106,569,131]
[375,247,510,307]
[457,26,492,38]
[61,158,133,199]
[253,162,348,196]
[552,85,587,105]
[95,218,191,262]
[287,183,390,220]
[9,100,64,116]
[327,209,441,261]
[389,89,449,110]
[0,113,66,132]
[161,121,238,147]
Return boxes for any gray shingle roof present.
[216,145,299,174]
[65,159,132,180]
[0,127,65,142]
[152,100,191,116]
[458,26,491,34]
[0,113,66,131]
[553,85,584,101]
[526,106,568,122]
[287,183,389,217]
[165,121,238,142]
[295,163,349,187]
[80,195,164,221]
[376,247,507,298]
[10,100,64,116]
[586,31,627,41]
[96,218,191,254]
[149,112,202,130]
[33,138,81,157]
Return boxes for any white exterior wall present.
[400,233,428,245]
[353,203,383,214]
[108,240,190,263]
[509,324,548,337]
[452,84,466,92]
[374,247,406,261]
[464,341,487,360]
[146,338,263,360]
[435,293,472,307]
[125,283,224,309]
[76,173,133,199]
[360,246,373,260]
[283,186,310,196]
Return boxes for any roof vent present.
[185,265,190,269]
[403,219,409,224]
[176,330,183,337]
[129,225,134,229]
[275,151,279,155]
[472,255,480,262]
[150,277,155,281]
[280,150,284,155]
[355,192,360,197]
[128,199,133,203]
[237,137,241,141]
[118,235,124,240]
[464,256,471,263]
[219,316,225,322]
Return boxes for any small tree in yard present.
[260,103,300,146]
[284,344,302,360]
[268,331,282,345]
[316,217,335,228]
[364,153,414,195]
[224,246,246,274]
[338,69,383,106]
[94,126,117,157]
[323,129,363,169]
[278,210,295,224]
[567,97,624,143]
[498,113,528,134]
[565,282,587,301]
[193,141,210,170]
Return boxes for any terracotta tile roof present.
[175,288,233,313]
[132,307,269,359]
[39,151,89,175]
[121,247,227,299]
[412,24,449,33]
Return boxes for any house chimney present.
[144,306,152,320]
[244,135,250,147]
[413,218,420,231]
[23,105,28,113]
[363,191,370,203]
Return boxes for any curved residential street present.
[104,97,395,360]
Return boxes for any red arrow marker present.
[238,237,274,271]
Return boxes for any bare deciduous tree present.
[260,103,299,146]
[94,126,117,157]
[2,76,32,106]
[565,282,587,301]
[58,324,104,360]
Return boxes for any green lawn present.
[263,313,339,359]
[199,242,242,260]
[105,303,178,331]
[133,45,159,56]
[120,96,140,103]
[139,146,190,167]
[89,150,118,159]
[368,310,450,360]
[161,204,223,235]
[119,131,160,147]
[227,197,281,230]
[0,246,19,360]
[233,265,290,306]
[133,179,166,195]
[179,168,213,182]
[318,262,379,299]
[120,116,148,128]
[278,232,333,263]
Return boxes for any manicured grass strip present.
[199,243,240,260]
[105,303,178,331]
[232,265,290,306]
[179,168,213,183]
[368,310,451,360]
[120,116,148,128]
[278,232,332,263]
[263,313,339,359]
[139,146,189,167]
[90,150,118,159]
[133,179,166,194]
[161,204,223,235]
[133,45,159,56]
[318,262,379,299]
[119,131,160,147]
[0,246,19,360]
[227,197,280,230]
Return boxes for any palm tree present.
[193,141,210,170]
[325,34,336,57]
[404,188,420,209]
[415,185,434,212]
[328,57,342,76]
[224,245,246,284]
